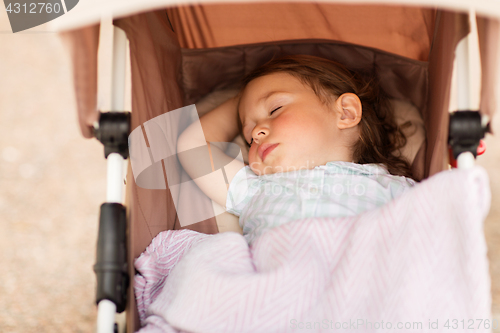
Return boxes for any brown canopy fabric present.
[61,25,100,139]
[478,16,500,120]
[60,3,500,332]
[167,3,436,61]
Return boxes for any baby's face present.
[238,72,349,176]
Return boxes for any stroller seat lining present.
[181,40,429,109]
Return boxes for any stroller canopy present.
[53,0,500,31]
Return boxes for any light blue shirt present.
[226,161,415,244]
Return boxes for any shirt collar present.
[324,161,390,175]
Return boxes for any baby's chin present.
[248,162,318,176]
[248,163,276,176]
[248,160,288,176]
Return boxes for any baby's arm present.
[177,97,245,208]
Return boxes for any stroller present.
[53,1,499,332]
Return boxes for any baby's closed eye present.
[244,106,283,147]
[270,106,282,115]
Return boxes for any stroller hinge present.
[448,111,489,160]
[94,112,131,159]
[94,203,129,313]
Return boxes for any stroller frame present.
[57,4,498,332]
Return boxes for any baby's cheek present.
[251,144,259,154]
[247,146,257,164]
[274,114,302,139]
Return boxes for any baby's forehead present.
[239,73,295,106]
[237,97,259,134]
[237,85,257,126]
[237,91,257,130]
[238,72,325,123]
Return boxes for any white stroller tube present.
[107,26,127,204]
[96,26,128,333]
[97,300,117,333]
[98,152,125,333]
[455,29,476,170]
[454,11,480,170]
[456,31,471,112]
[457,151,475,169]
[112,27,127,112]
[106,153,125,203]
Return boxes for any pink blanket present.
[135,167,491,333]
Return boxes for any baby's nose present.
[253,130,266,143]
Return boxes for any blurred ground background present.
[0,6,500,333]
[0,10,103,333]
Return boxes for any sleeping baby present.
[177,55,415,244]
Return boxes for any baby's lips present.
[258,143,279,161]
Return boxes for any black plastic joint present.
[448,111,486,160]
[95,112,131,159]
[94,203,128,313]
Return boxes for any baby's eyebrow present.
[258,90,288,104]
[239,91,291,134]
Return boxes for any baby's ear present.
[336,93,362,129]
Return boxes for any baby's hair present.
[239,54,413,179]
